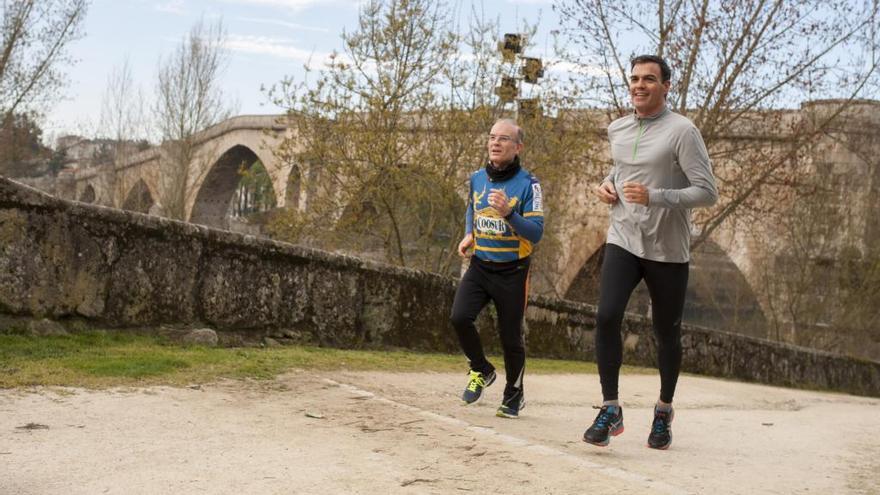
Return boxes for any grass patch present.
[0,330,648,389]
[70,356,191,378]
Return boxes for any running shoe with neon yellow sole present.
[461,369,496,405]
[496,390,525,418]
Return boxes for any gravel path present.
[2,371,878,494]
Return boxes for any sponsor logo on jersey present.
[476,215,508,235]
[531,183,543,212]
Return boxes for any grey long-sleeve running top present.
[604,106,718,263]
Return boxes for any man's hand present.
[622,181,649,205]
[457,233,474,258]
[596,180,618,204]
[488,189,512,217]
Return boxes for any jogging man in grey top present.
[583,54,718,450]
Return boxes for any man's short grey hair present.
[495,118,524,144]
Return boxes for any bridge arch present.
[563,239,767,336]
[285,164,303,212]
[78,184,96,204]
[122,179,157,214]
[189,144,278,228]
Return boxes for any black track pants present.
[596,243,688,404]
[450,256,530,398]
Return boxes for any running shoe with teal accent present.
[461,369,496,404]
[583,405,624,446]
[647,406,674,450]
[496,390,524,418]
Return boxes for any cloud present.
[224,34,329,62]
[155,0,186,15]
[546,60,610,78]
[236,17,331,33]
[227,0,316,7]
[221,0,336,10]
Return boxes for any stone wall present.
[2,176,879,397]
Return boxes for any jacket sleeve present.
[648,125,718,209]
[507,177,544,244]
[603,163,617,185]
[464,177,474,235]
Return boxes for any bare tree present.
[0,0,87,177]
[554,0,879,246]
[268,0,598,278]
[153,18,232,220]
[554,0,880,349]
[269,0,461,270]
[0,0,88,118]
[751,108,880,360]
[100,57,148,149]
[96,57,149,207]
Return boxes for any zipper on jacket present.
[632,119,646,160]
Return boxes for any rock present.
[27,319,68,337]
[0,314,28,334]
[282,329,304,340]
[623,333,640,352]
[263,337,282,347]
[181,328,218,347]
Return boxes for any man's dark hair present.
[631,55,671,83]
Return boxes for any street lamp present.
[495,33,544,119]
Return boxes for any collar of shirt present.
[632,105,670,122]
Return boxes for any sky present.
[45,0,561,140]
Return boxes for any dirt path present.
[1,371,878,494]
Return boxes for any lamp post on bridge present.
[495,33,545,120]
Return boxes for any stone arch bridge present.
[51,102,880,350]
[59,115,304,226]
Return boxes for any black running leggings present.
[450,256,530,398]
[596,243,688,404]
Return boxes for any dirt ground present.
[1,370,879,495]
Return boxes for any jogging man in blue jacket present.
[450,118,545,419]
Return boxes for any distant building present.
[55,135,149,169]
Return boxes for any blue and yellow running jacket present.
[465,161,544,262]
